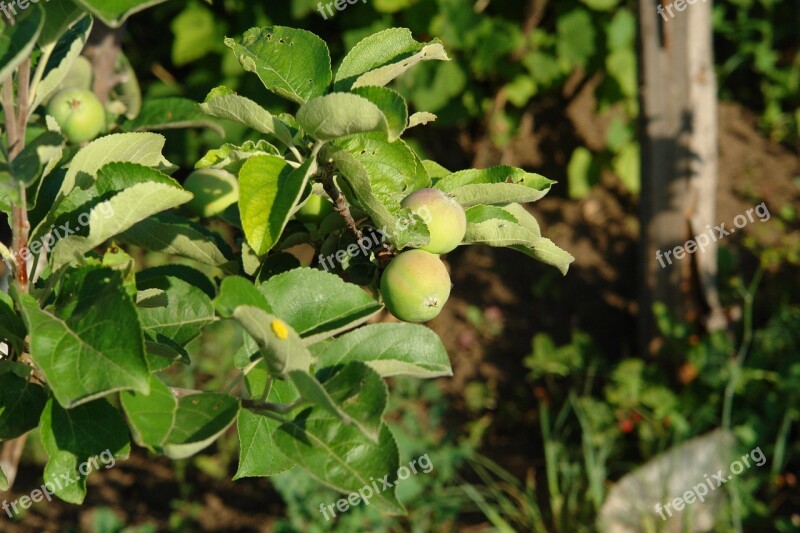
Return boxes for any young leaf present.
[224,26,331,104]
[200,90,293,147]
[259,267,382,343]
[334,27,449,91]
[407,111,437,129]
[297,93,389,141]
[0,5,43,85]
[196,140,280,173]
[39,398,131,504]
[238,155,315,256]
[275,412,405,514]
[0,373,48,440]
[214,275,273,317]
[231,305,313,377]
[435,165,555,207]
[235,379,298,478]
[289,362,387,442]
[15,267,150,408]
[312,323,453,378]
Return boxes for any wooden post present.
[638,0,726,356]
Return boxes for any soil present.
[4,100,798,532]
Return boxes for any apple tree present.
[0,4,573,512]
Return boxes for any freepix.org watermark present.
[2,449,117,517]
[318,205,433,272]
[0,0,50,22]
[316,0,367,20]
[318,453,434,520]
[656,0,708,22]
[1,202,115,272]
[654,446,767,521]
[655,202,770,269]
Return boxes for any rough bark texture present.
[638,0,725,356]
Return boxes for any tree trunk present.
[638,0,726,356]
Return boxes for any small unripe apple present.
[183,168,239,217]
[47,88,106,143]
[380,249,451,322]
[296,194,335,224]
[400,188,466,254]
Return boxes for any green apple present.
[47,88,106,143]
[296,193,335,223]
[380,249,451,322]
[183,168,239,217]
[400,188,466,254]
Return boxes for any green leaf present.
[200,90,294,147]
[556,8,595,69]
[312,323,452,378]
[31,15,93,113]
[0,373,48,440]
[0,466,6,491]
[170,1,218,66]
[51,132,174,211]
[327,144,429,249]
[296,93,389,142]
[38,0,85,47]
[567,146,595,199]
[39,397,130,504]
[214,276,272,317]
[9,131,65,186]
[581,0,619,11]
[119,375,175,447]
[235,380,298,478]
[0,5,43,85]
[0,292,26,354]
[275,413,404,514]
[51,162,193,270]
[334,28,449,91]
[239,155,315,255]
[224,26,331,104]
[73,0,170,28]
[335,132,428,198]
[119,213,234,268]
[231,305,313,377]
[123,97,224,135]
[407,111,436,129]
[121,376,240,459]
[195,140,280,173]
[350,86,407,141]
[289,362,387,442]
[15,267,150,408]
[259,267,382,343]
[434,165,555,207]
[136,270,217,347]
[511,239,575,276]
